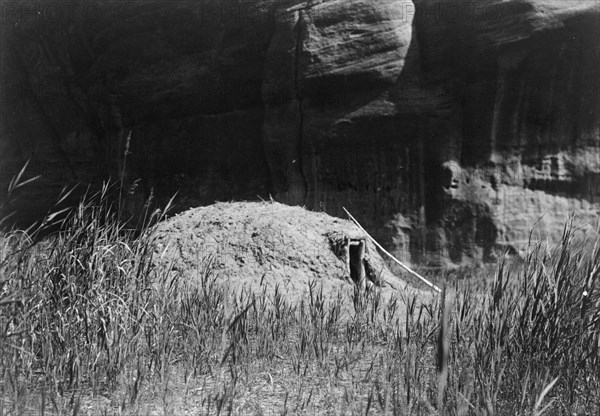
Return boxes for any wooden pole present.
[343,207,442,293]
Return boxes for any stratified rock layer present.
[1,0,599,266]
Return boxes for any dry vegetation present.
[1,180,599,415]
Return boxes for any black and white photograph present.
[1,0,599,414]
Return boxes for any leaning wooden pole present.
[343,207,442,293]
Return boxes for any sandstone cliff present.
[1,0,599,266]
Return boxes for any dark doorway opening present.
[348,239,366,286]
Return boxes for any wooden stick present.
[343,207,442,293]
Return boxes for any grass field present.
[1,189,599,415]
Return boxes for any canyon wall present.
[1,0,599,266]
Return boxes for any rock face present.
[1,0,599,266]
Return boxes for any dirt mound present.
[152,201,417,298]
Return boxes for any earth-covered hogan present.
[152,201,420,298]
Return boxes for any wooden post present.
[343,207,442,293]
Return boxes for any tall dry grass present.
[1,175,598,414]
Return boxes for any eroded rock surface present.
[1,0,599,266]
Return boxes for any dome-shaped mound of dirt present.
[152,201,413,296]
